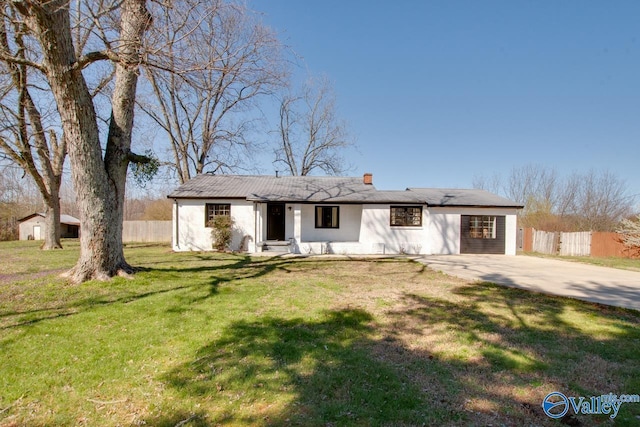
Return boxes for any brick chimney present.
[363,173,373,185]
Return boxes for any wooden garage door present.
[460,215,506,254]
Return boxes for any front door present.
[267,203,286,241]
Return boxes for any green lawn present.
[1,241,640,426]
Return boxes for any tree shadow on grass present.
[148,254,395,311]
[383,279,640,426]
[151,308,461,426]
[0,284,196,330]
[0,253,353,330]
[143,254,310,312]
[1,254,287,329]
[137,265,638,426]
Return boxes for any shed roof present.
[18,213,80,225]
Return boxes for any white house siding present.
[284,204,295,241]
[300,204,362,242]
[359,204,428,254]
[425,209,461,255]
[172,199,255,252]
[426,207,520,255]
[291,204,362,254]
[505,212,518,255]
[172,200,519,255]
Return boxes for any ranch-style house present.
[168,173,523,255]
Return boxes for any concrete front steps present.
[259,240,291,253]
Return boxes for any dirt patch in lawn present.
[0,269,67,285]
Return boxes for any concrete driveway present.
[418,254,640,311]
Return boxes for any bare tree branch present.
[74,49,119,69]
[274,75,353,176]
[139,0,286,183]
[0,1,67,248]
[474,164,635,231]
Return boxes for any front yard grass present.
[1,240,639,426]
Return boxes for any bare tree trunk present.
[41,180,63,250]
[14,0,149,282]
[69,0,150,283]
[40,171,62,250]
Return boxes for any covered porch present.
[255,202,363,254]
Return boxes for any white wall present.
[359,204,428,254]
[172,199,255,252]
[426,207,520,255]
[285,204,295,240]
[300,204,362,242]
[505,212,518,255]
[173,199,520,255]
[426,209,461,255]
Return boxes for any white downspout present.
[173,199,179,250]
[293,203,302,254]
[254,202,259,252]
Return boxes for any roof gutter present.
[426,204,525,209]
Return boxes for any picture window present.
[390,206,422,227]
[315,206,339,228]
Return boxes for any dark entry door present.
[267,203,286,241]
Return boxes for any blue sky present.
[249,0,640,198]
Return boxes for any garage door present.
[460,215,506,254]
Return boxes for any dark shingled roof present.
[407,188,524,208]
[168,174,523,207]
[167,174,380,203]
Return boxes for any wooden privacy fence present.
[532,230,557,254]
[559,231,591,256]
[522,228,638,258]
[591,232,639,258]
[122,221,172,243]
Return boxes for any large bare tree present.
[1,0,152,282]
[0,8,66,249]
[140,0,286,183]
[569,169,633,231]
[274,76,353,176]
